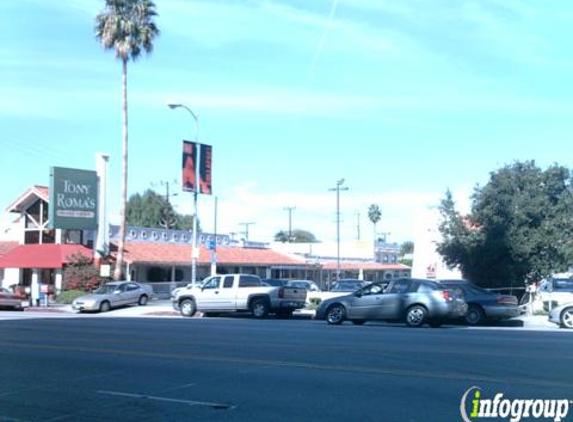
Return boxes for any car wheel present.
[138,295,148,306]
[180,299,197,317]
[406,305,427,327]
[560,307,573,329]
[326,304,346,325]
[99,301,111,313]
[352,320,366,325]
[251,299,270,319]
[465,305,485,325]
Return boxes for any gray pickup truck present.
[172,273,307,318]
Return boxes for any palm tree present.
[95,0,160,280]
[368,204,382,242]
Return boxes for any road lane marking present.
[0,340,568,389]
[98,390,233,409]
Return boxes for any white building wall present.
[412,208,462,280]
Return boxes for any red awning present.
[0,244,93,269]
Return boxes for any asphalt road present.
[0,316,571,422]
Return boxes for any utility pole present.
[284,206,296,242]
[355,210,361,241]
[240,222,255,241]
[328,179,349,287]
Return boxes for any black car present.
[439,279,519,325]
[316,278,468,327]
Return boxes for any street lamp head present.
[167,103,182,110]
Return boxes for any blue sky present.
[1,0,572,244]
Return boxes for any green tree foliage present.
[368,204,382,239]
[400,241,414,255]
[95,0,160,280]
[63,252,104,292]
[274,229,318,243]
[126,190,199,231]
[438,161,573,288]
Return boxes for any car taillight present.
[442,290,451,301]
[278,287,284,298]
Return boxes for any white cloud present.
[169,184,476,245]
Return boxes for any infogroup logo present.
[460,387,571,422]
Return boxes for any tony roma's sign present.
[49,167,98,230]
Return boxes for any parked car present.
[0,287,24,310]
[172,274,307,319]
[262,278,288,287]
[537,277,573,307]
[439,279,519,325]
[72,281,153,313]
[548,302,573,329]
[286,280,321,292]
[316,278,467,327]
[330,279,368,292]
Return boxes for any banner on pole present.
[199,143,212,195]
[182,141,212,195]
[182,141,197,192]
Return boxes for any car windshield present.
[93,285,118,294]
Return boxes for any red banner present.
[182,141,197,192]
[199,144,212,195]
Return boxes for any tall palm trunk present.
[114,58,129,280]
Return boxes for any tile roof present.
[119,242,306,266]
[0,244,92,269]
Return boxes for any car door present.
[124,283,141,305]
[196,276,222,310]
[376,279,413,319]
[110,283,128,307]
[347,283,386,320]
[214,275,235,310]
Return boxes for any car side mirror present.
[355,291,363,298]
[113,290,121,295]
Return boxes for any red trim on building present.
[0,244,93,269]
[6,186,49,213]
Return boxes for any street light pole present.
[168,103,200,285]
[284,206,296,242]
[329,179,349,288]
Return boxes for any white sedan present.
[548,302,573,329]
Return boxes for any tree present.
[438,161,573,288]
[126,189,199,231]
[95,0,160,280]
[368,204,382,240]
[63,253,105,292]
[400,241,414,255]
[274,229,318,243]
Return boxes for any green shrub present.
[306,297,322,310]
[56,290,86,304]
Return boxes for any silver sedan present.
[316,278,467,327]
[548,302,573,329]
[0,287,24,310]
[72,281,153,313]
